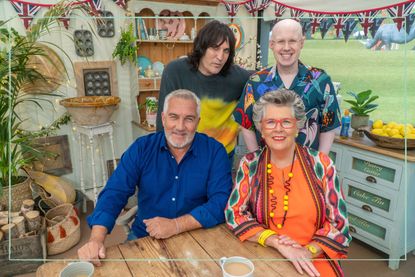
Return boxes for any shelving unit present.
[134,7,210,130]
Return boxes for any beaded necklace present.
[266,147,296,229]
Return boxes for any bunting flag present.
[86,0,102,14]
[10,1,41,29]
[370,18,385,38]
[387,2,415,31]
[274,3,287,17]
[300,18,311,35]
[309,13,324,34]
[59,8,72,29]
[222,1,242,18]
[357,11,379,37]
[290,8,304,20]
[333,14,347,38]
[319,18,334,39]
[406,13,415,34]
[342,18,358,42]
[113,0,127,9]
[244,0,258,16]
[257,0,271,11]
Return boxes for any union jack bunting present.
[333,14,349,38]
[221,1,241,18]
[290,9,304,20]
[357,11,379,37]
[10,1,41,29]
[59,8,72,29]
[86,0,102,13]
[387,2,415,31]
[342,18,358,42]
[300,18,311,34]
[113,0,127,9]
[309,13,324,34]
[274,3,286,17]
[257,0,271,11]
[369,18,385,38]
[244,0,258,16]
[406,13,415,34]
[319,18,334,39]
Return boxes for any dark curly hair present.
[188,20,236,75]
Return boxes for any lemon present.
[411,129,415,134]
[397,124,404,131]
[391,134,404,139]
[371,129,384,136]
[400,126,413,136]
[406,123,414,129]
[372,120,383,129]
[386,121,397,129]
[407,134,415,139]
[387,128,399,137]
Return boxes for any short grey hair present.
[253,89,306,132]
[163,89,201,117]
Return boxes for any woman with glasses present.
[225,89,351,277]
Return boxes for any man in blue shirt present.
[78,89,232,266]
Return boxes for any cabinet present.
[331,135,415,270]
[134,7,210,131]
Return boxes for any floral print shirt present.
[234,62,341,151]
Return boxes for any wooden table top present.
[36,224,301,277]
[334,134,415,162]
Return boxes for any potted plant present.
[112,23,138,65]
[138,97,158,128]
[0,2,87,210]
[344,89,379,131]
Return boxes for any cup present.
[60,262,94,277]
[220,256,254,277]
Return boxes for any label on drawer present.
[352,158,395,182]
[348,186,390,212]
[349,213,386,239]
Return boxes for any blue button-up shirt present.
[87,132,232,238]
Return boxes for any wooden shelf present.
[132,120,156,132]
[137,39,193,44]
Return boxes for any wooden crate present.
[0,219,46,276]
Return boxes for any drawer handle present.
[362,205,373,213]
[349,226,356,233]
[366,176,377,183]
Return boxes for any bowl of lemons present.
[363,120,415,149]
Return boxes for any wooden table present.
[37,225,301,276]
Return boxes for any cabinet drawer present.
[347,205,392,249]
[343,150,402,191]
[138,78,161,91]
[343,178,397,220]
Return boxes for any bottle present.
[340,109,351,138]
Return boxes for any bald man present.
[234,19,341,154]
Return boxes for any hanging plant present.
[112,23,138,65]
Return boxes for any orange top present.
[267,160,336,277]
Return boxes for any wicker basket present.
[45,203,80,255]
[59,96,120,126]
[364,130,415,149]
[0,176,33,212]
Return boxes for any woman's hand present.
[271,241,320,277]
[277,234,302,248]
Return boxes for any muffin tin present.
[74,30,94,57]
[83,70,111,96]
[98,11,115,37]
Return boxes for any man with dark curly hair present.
[156,20,251,161]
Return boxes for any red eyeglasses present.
[261,118,297,129]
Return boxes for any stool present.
[72,122,117,212]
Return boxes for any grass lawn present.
[268,39,415,124]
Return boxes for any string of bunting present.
[219,0,415,40]
[8,0,128,29]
